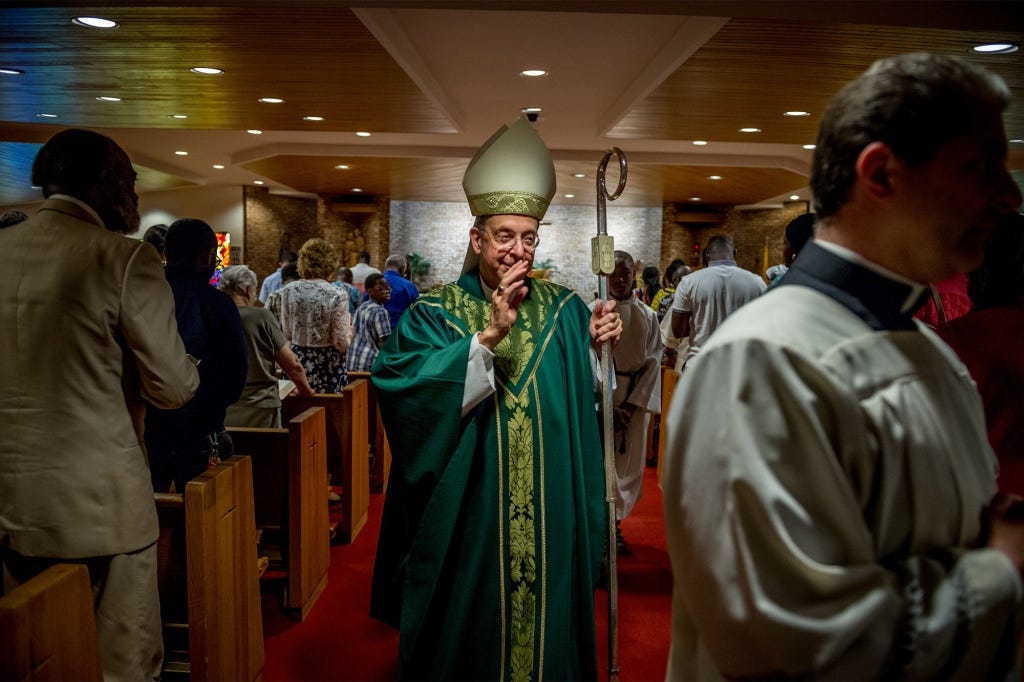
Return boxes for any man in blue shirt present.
[258,249,297,304]
[382,254,419,330]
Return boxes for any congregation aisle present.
[262,466,672,681]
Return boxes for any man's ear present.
[469,227,483,255]
[855,141,899,198]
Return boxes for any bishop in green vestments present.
[370,118,622,681]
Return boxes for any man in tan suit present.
[0,129,199,680]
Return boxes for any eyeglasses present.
[483,229,540,253]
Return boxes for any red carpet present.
[262,466,671,681]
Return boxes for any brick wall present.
[244,190,810,293]
[245,188,390,282]
[244,186,317,281]
[317,196,390,270]
[661,201,809,279]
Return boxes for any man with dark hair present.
[0,128,198,680]
[381,253,419,330]
[145,218,248,493]
[258,248,298,303]
[593,250,661,554]
[351,249,381,292]
[0,209,28,228]
[142,223,169,262]
[670,233,766,365]
[664,53,1023,679]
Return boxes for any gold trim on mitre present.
[462,117,555,222]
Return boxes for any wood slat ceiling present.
[1,5,1021,209]
[609,18,1024,144]
[0,5,455,133]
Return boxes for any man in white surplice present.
[662,53,1024,680]
[591,250,661,553]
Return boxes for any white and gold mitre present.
[462,117,556,221]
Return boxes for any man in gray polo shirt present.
[670,234,766,365]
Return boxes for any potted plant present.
[406,252,432,289]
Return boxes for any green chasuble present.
[370,271,606,681]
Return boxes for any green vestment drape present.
[370,272,606,681]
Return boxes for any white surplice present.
[593,296,662,519]
[662,285,1021,680]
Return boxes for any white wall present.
[133,185,245,259]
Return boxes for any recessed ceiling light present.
[564,194,575,198]
[36,113,58,118]
[521,106,543,113]
[72,16,117,28]
[0,68,24,75]
[96,96,121,102]
[689,197,701,202]
[212,164,225,170]
[708,175,723,180]
[174,150,188,156]
[303,116,325,122]
[352,188,363,193]
[247,129,262,135]
[789,195,801,201]
[355,131,371,137]
[168,114,188,119]
[1010,139,1024,144]
[335,164,350,170]
[191,67,223,75]
[572,173,586,178]
[739,127,761,133]
[254,180,264,185]
[258,97,284,104]
[784,111,810,117]
[520,69,548,77]
[802,144,816,150]
[692,140,708,146]
[972,42,1019,54]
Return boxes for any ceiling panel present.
[0,5,456,133]
[609,19,1024,144]
[1,4,1021,210]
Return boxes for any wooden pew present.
[348,370,392,493]
[656,367,683,487]
[0,563,103,681]
[155,455,264,681]
[282,379,370,542]
[228,406,329,620]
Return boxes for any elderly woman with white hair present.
[219,264,313,427]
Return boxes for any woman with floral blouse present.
[276,238,351,393]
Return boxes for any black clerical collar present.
[777,241,931,331]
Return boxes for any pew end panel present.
[0,563,103,681]
[281,383,369,543]
[155,456,265,681]
[348,371,391,494]
[229,407,329,620]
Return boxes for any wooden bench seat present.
[155,455,264,681]
[282,379,370,542]
[0,563,103,681]
[228,406,329,620]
